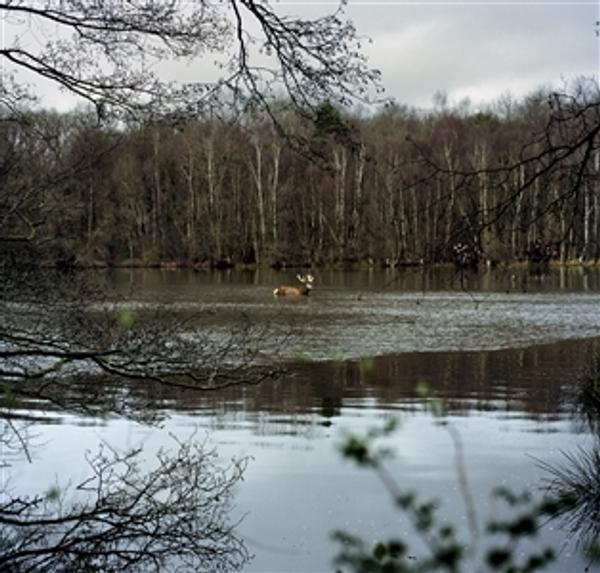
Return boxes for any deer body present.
[273,274,314,296]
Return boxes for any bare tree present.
[0,434,250,572]
[0,267,286,571]
[404,79,600,267]
[0,2,381,569]
[0,0,381,121]
[0,268,284,415]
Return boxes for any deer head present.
[273,274,315,296]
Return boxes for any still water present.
[12,267,600,572]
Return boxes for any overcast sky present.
[3,0,598,111]
[155,0,600,110]
[339,0,599,107]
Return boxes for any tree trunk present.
[152,130,161,253]
[205,135,222,259]
[411,187,419,259]
[270,142,281,248]
[87,182,94,246]
[511,165,525,260]
[351,144,366,255]
[582,182,591,262]
[181,140,196,259]
[333,146,347,259]
[249,137,266,259]
[443,143,456,249]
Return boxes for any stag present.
[273,274,315,296]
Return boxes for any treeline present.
[2,79,599,268]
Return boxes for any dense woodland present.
[2,79,599,269]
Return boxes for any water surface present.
[9,267,600,572]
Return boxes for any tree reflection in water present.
[0,270,289,572]
[0,433,250,572]
[334,359,600,573]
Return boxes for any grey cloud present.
[5,1,598,112]
[347,2,598,106]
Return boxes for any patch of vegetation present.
[334,379,600,573]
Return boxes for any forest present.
[2,1,600,571]
[3,77,598,270]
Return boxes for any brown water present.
[9,267,600,572]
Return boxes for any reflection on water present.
[20,339,597,429]
[7,268,600,572]
[101,267,600,362]
[107,265,600,294]
[10,339,600,572]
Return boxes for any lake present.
[8,266,600,572]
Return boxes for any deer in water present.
[273,274,315,296]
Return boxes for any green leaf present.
[45,486,61,502]
[414,381,430,398]
[360,357,376,374]
[372,542,387,561]
[585,541,600,562]
[486,547,512,569]
[340,436,372,465]
[118,309,135,329]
